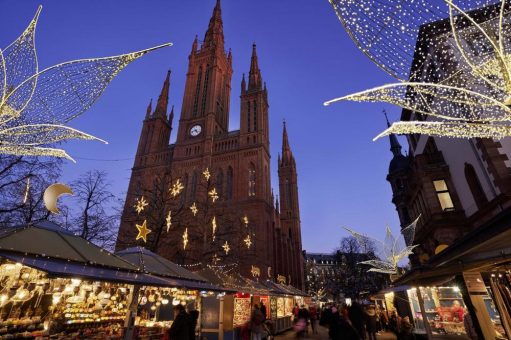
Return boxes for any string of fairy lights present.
[132,167,254,267]
[0,6,171,162]
[325,0,511,140]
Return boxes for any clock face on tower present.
[190,125,202,137]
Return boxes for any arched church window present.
[285,178,291,207]
[216,169,224,199]
[248,163,256,197]
[193,67,202,117]
[191,172,198,201]
[201,65,210,116]
[464,163,488,209]
[253,100,257,131]
[226,167,233,200]
[247,101,251,132]
[181,173,188,204]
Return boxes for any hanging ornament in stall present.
[170,178,185,198]
[166,211,172,232]
[202,168,211,181]
[134,196,148,214]
[190,202,198,216]
[325,0,511,140]
[135,219,151,243]
[0,6,171,161]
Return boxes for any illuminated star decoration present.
[222,241,230,255]
[343,215,421,275]
[211,216,217,241]
[325,0,511,140]
[208,188,219,203]
[165,211,172,232]
[190,202,198,216]
[134,196,148,215]
[135,220,151,243]
[182,228,188,250]
[244,235,252,249]
[170,179,184,198]
[212,253,220,264]
[243,216,249,226]
[0,6,171,161]
[23,177,30,204]
[202,168,211,181]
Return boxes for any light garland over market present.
[325,0,511,140]
[0,6,171,161]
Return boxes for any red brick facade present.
[116,0,304,289]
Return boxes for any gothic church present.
[116,0,304,289]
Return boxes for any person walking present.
[329,307,361,340]
[259,302,267,321]
[309,304,318,334]
[169,304,191,340]
[250,305,264,340]
[349,302,367,340]
[365,305,378,340]
[292,303,300,322]
[296,305,310,337]
[398,316,414,340]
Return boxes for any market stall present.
[0,221,221,339]
[116,247,221,339]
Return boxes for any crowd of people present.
[317,302,415,340]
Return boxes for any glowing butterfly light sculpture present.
[325,0,511,140]
[343,216,420,275]
[0,6,171,161]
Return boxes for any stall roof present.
[195,268,270,294]
[116,247,206,282]
[0,221,137,271]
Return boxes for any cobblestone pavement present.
[274,326,398,339]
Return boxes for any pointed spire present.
[241,73,246,94]
[146,99,152,118]
[281,120,293,165]
[169,105,175,123]
[248,43,262,91]
[228,48,232,64]
[275,195,280,213]
[191,35,198,53]
[384,110,403,157]
[154,70,171,118]
[203,0,224,50]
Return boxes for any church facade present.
[116,0,304,289]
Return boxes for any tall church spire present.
[248,43,262,91]
[146,99,152,118]
[281,120,293,165]
[384,110,403,157]
[154,70,171,118]
[203,0,224,50]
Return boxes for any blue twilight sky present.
[0,0,408,253]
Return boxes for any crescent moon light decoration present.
[43,183,73,214]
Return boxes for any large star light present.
[325,0,511,140]
[0,6,171,161]
[343,215,421,275]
